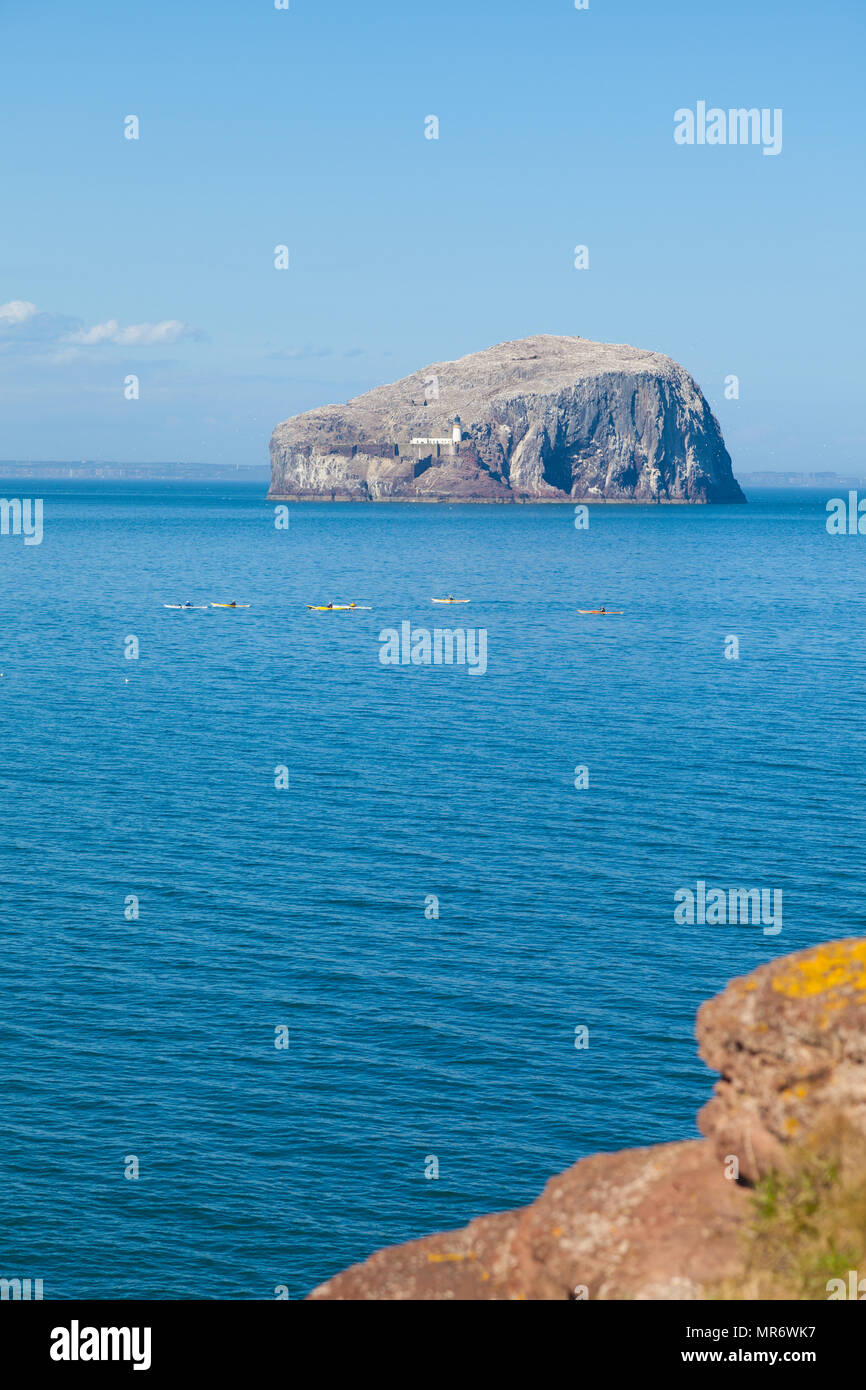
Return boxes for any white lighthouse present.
[451,415,462,450]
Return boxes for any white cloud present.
[69,318,194,347]
[0,300,38,326]
[0,300,197,353]
[267,344,333,360]
[0,300,79,347]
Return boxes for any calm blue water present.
[1,481,864,1299]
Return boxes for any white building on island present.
[410,416,463,455]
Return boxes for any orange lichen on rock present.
[771,940,866,999]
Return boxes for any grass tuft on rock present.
[712,1114,866,1300]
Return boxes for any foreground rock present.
[308,939,866,1300]
[698,937,866,1184]
[269,335,744,504]
[308,1141,746,1301]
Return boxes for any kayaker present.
[600,605,606,613]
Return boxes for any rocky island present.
[309,938,866,1300]
[269,335,744,504]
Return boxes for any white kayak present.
[432,597,470,604]
[164,604,208,610]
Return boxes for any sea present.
[0,480,863,1299]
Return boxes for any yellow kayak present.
[211,603,251,608]
[306,604,370,611]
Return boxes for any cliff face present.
[308,939,866,1300]
[268,335,744,503]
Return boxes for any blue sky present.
[1,0,864,470]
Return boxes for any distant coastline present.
[737,471,866,488]
[0,461,270,481]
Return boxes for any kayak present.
[164,604,207,610]
[306,604,371,611]
[578,609,624,615]
[432,598,470,604]
[211,603,251,608]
